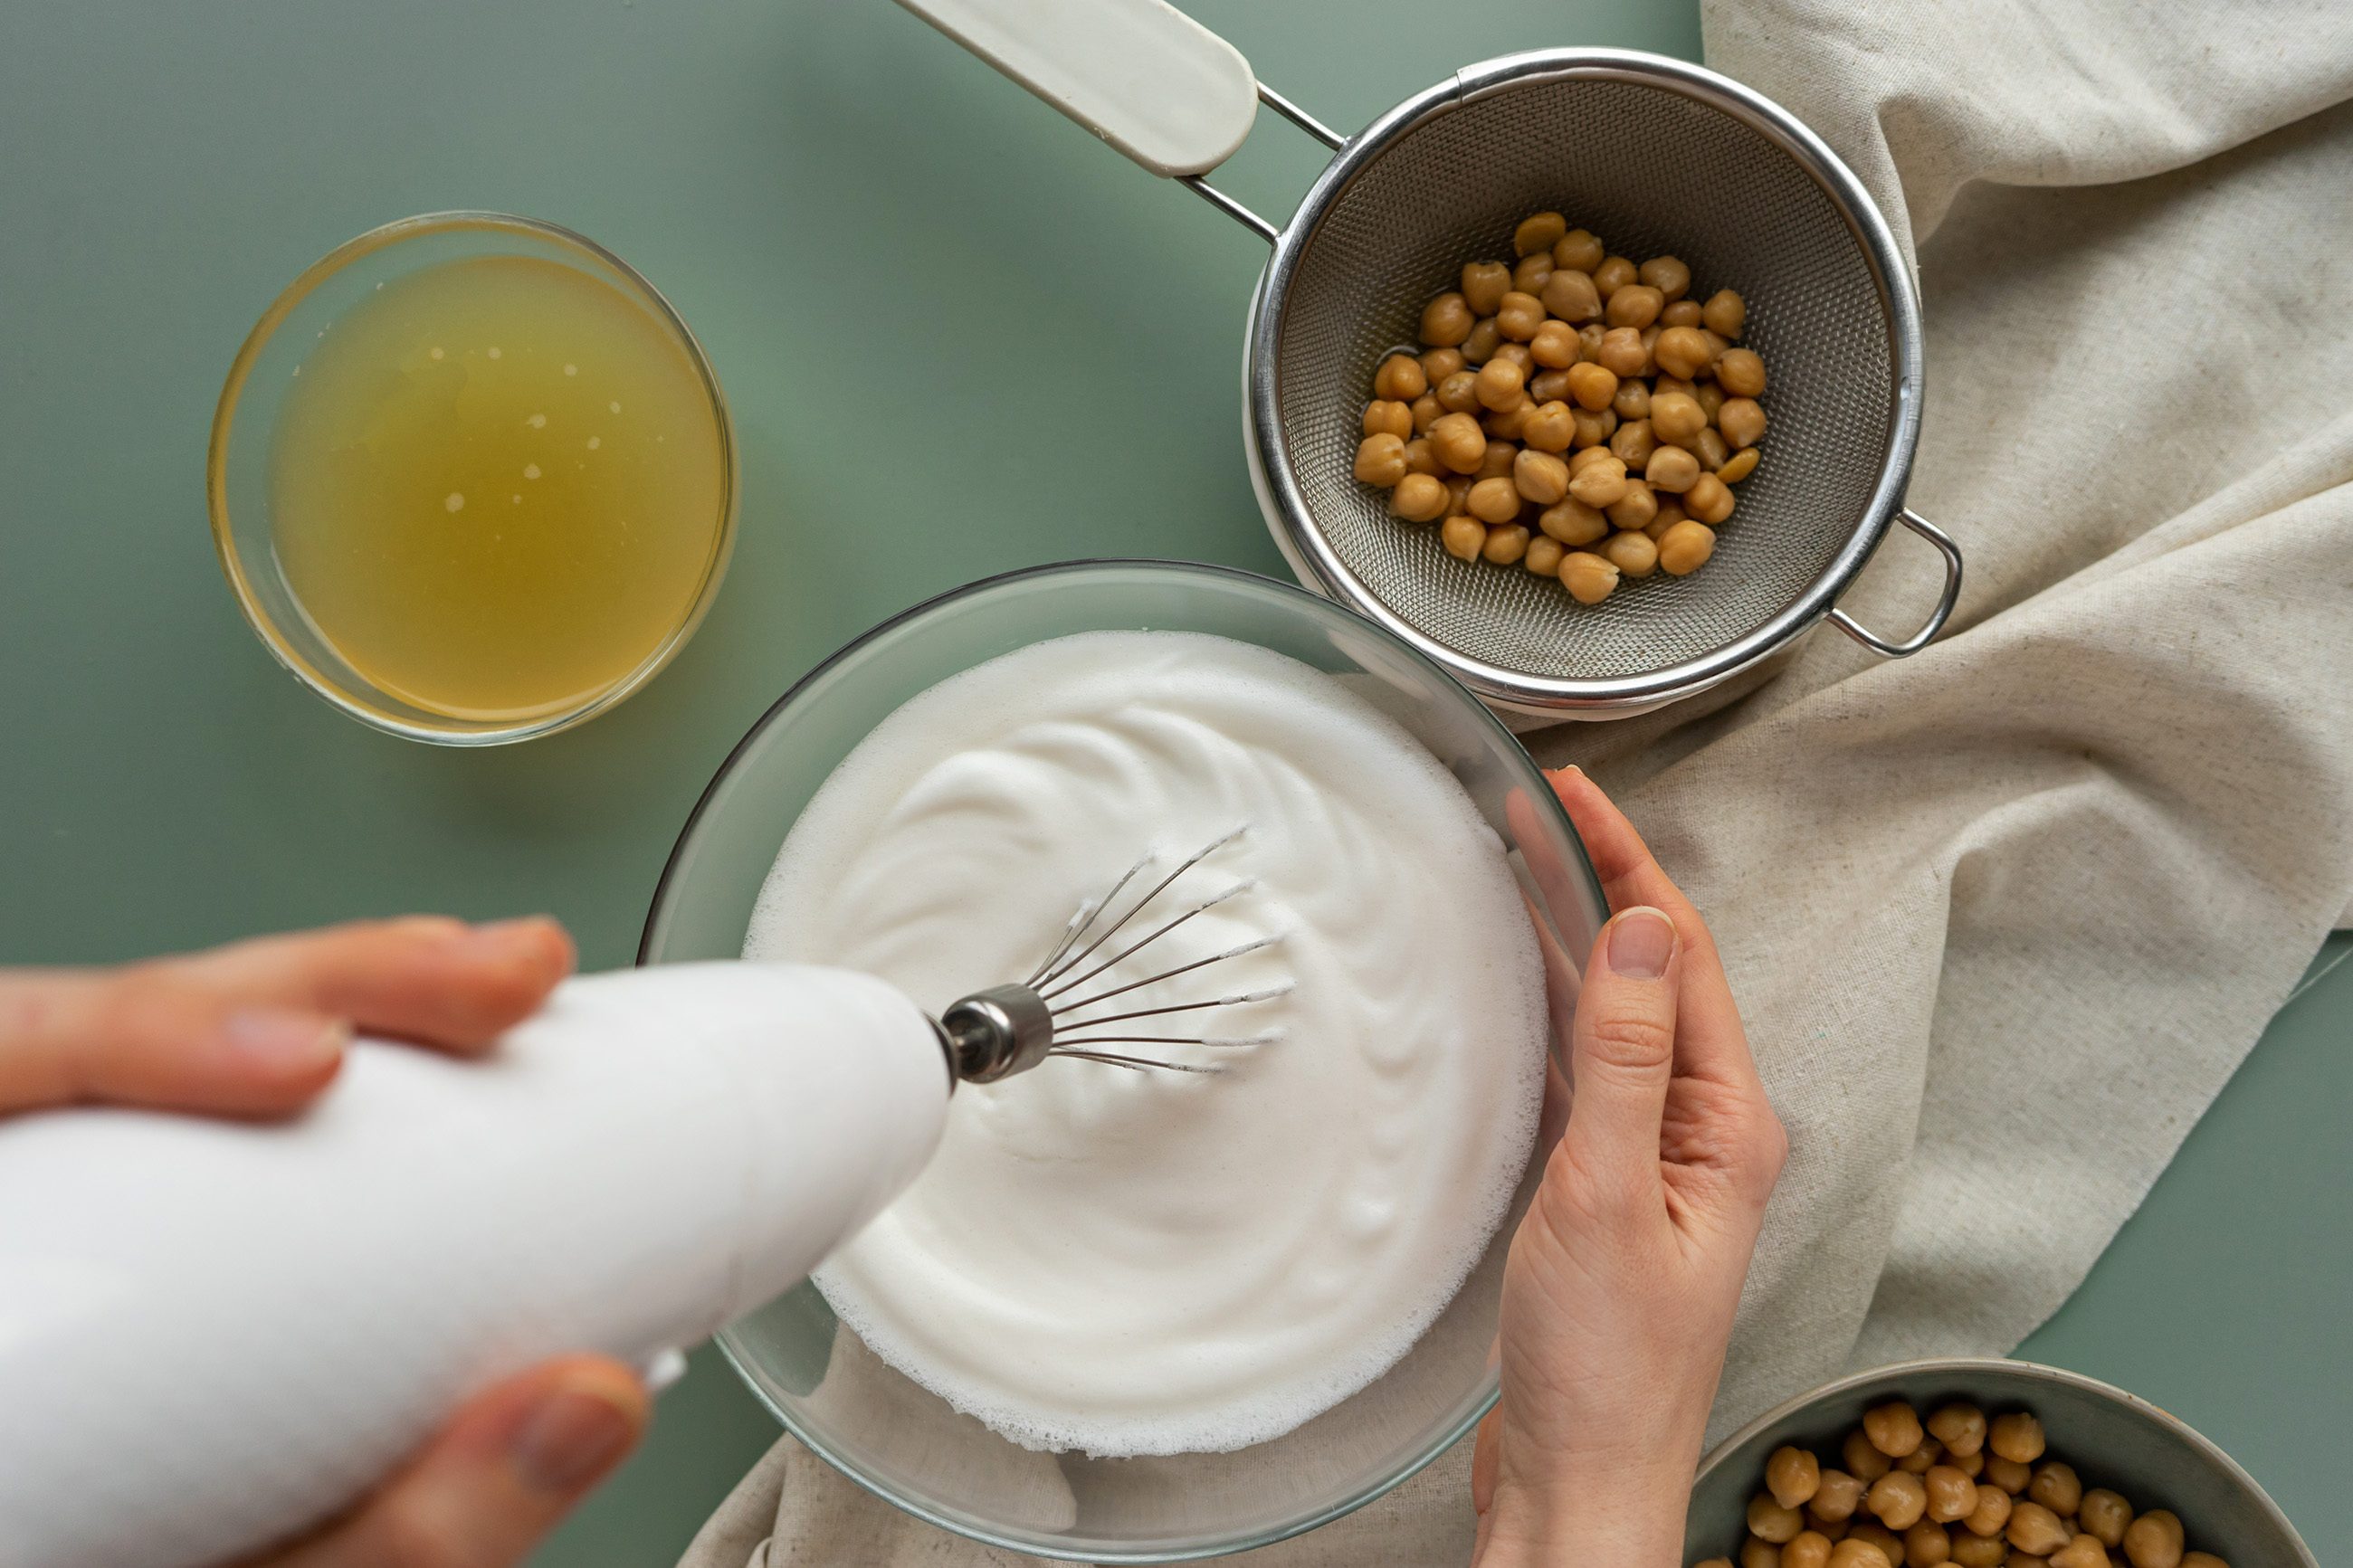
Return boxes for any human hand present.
[1472,768,1786,1568]
[0,917,652,1567]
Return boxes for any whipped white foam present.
[745,631,1544,1456]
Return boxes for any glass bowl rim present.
[634,556,1597,1562]
[205,209,738,746]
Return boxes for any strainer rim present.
[1244,47,1925,712]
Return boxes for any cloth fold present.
[684,2,2353,1561]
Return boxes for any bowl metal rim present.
[205,209,739,746]
[1243,46,1927,715]
[1693,1354,2318,1567]
[636,556,1598,1562]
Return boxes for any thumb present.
[247,1357,647,1568]
[1563,906,1681,1194]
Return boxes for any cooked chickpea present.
[1513,210,1566,257]
[1950,1536,2007,1568]
[1868,1473,1929,1531]
[1662,298,1705,328]
[1718,447,1760,484]
[1558,549,1620,603]
[1483,521,1531,565]
[2049,1537,2110,1568]
[2177,1555,2227,1568]
[1986,1415,2045,1467]
[1475,357,1528,412]
[1898,1440,1943,1476]
[1637,253,1691,301]
[1611,418,1658,470]
[1570,406,1616,448]
[1439,514,1485,561]
[1567,453,1630,507]
[1492,339,1535,377]
[1717,346,1767,396]
[1403,438,1442,477]
[1612,378,1652,420]
[1695,379,1728,421]
[1700,328,1733,368]
[1694,426,1731,472]
[1577,321,1608,361]
[1657,518,1716,575]
[1702,287,1747,339]
[1606,283,1665,329]
[1541,226,1598,271]
[1364,399,1413,440]
[1926,1468,1977,1524]
[1829,1542,1891,1568]
[1354,432,1407,487]
[1524,534,1565,576]
[1467,476,1522,524]
[1747,1542,1786,1568]
[1567,444,1616,475]
[1511,250,1553,293]
[1529,366,1574,404]
[1529,318,1582,369]
[1811,1470,1866,1524]
[1786,1531,1834,1568]
[2076,1493,2131,1548]
[1653,325,1714,380]
[1437,370,1481,413]
[1428,412,1487,473]
[1684,471,1735,524]
[1540,268,1603,323]
[1497,290,1548,341]
[1946,1449,1986,1481]
[1965,1486,2015,1538]
[1514,448,1571,506]
[1420,292,1473,347]
[1843,1432,1895,1484]
[1851,1525,1909,1565]
[1475,438,1519,480]
[1904,1521,1952,1568]
[1601,528,1658,578]
[1649,390,1706,445]
[1596,326,1649,377]
[1374,354,1427,402]
[1521,400,1576,453]
[2006,1505,2072,1558]
[1985,1457,2032,1497]
[1410,394,1445,433]
[1538,497,1609,546]
[1606,477,1656,530]
[2027,1466,2081,1517]
[1593,254,1637,296]
[1646,444,1701,493]
[1564,360,1620,412]
[1461,261,1510,317]
[2120,1512,2182,1568]
[1461,316,1502,364]
[1419,346,1465,384]
[1391,472,1448,521]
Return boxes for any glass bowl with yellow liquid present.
[209,213,737,744]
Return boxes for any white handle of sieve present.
[893,0,1342,242]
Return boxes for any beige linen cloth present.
[683,2,2353,1562]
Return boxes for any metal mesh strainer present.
[898,10,1961,717]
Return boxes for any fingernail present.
[222,1009,348,1074]
[1605,907,1675,980]
[510,1385,639,1493]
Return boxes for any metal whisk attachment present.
[933,828,1288,1083]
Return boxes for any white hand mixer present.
[0,833,1277,1568]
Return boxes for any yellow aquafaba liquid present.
[270,253,730,723]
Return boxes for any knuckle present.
[1580,1003,1674,1074]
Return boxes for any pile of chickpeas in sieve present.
[1352,209,1768,604]
[1697,1399,2231,1568]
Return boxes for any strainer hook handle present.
[1827,509,1964,659]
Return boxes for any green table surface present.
[2,3,2344,1564]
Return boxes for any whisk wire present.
[1034,827,1248,993]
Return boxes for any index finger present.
[1546,766,1760,1094]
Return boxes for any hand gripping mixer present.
[0,832,1281,1568]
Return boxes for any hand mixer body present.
[0,962,951,1568]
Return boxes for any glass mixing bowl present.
[639,560,1607,1561]
[207,212,737,746]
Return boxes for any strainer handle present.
[893,0,1339,246]
[1827,509,1965,659]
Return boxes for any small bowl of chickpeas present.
[1685,1359,2315,1568]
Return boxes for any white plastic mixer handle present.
[893,0,1345,242]
[0,962,951,1568]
